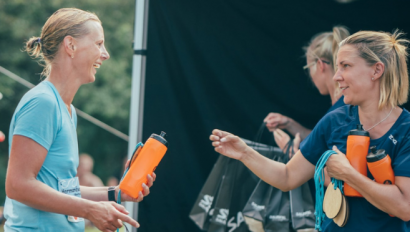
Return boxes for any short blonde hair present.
[304,26,350,97]
[340,30,409,109]
[25,8,101,77]
[304,26,350,71]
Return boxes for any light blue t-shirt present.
[4,81,84,231]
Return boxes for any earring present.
[372,77,374,81]
[71,55,74,58]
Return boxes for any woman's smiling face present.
[333,44,376,106]
[72,20,110,84]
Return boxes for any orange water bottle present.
[367,146,395,217]
[367,146,395,185]
[344,124,370,197]
[119,132,168,198]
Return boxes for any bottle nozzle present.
[370,146,377,154]
[160,131,167,138]
[349,124,369,136]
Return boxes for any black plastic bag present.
[190,155,230,230]
[242,176,291,232]
[206,141,281,232]
[264,184,291,232]
[223,142,281,232]
[208,158,237,232]
[192,123,283,232]
[242,147,290,232]
[242,179,273,232]
[289,182,315,230]
[224,139,283,232]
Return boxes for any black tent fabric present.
[138,0,410,231]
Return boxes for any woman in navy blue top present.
[210,30,410,231]
[265,26,349,153]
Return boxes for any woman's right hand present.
[210,129,249,161]
[87,201,139,232]
[264,113,290,131]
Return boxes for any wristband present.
[108,186,116,202]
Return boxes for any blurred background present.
[1,0,410,231]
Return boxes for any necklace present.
[362,107,395,131]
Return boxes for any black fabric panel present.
[139,0,410,231]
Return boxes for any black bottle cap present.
[150,131,168,147]
[367,146,387,162]
[348,124,370,136]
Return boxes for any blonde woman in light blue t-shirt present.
[4,8,155,232]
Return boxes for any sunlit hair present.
[339,30,409,109]
[304,26,350,71]
[25,8,101,77]
[304,26,350,97]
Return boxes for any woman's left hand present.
[115,160,156,202]
[326,145,354,181]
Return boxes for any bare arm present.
[80,186,110,201]
[210,129,315,191]
[6,135,139,231]
[327,146,410,221]
[264,113,311,140]
[80,171,155,202]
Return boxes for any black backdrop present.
[138,0,410,231]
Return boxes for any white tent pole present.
[126,0,149,231]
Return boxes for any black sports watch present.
[108,186,116,202]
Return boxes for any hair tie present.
[391,36,398,50]
[36,37,41,44]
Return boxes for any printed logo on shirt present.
[59,177,81,198]
[67,216,84,222]
[58,177,83,223]
[389,134,397,145]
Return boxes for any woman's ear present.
[317,59,325,72]
[372,62,385,81]
[63,36,76,58]
[317,59,328,73]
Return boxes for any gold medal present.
[323,182,343,219]
[333,195,349,227]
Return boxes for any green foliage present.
[0,0,137,203]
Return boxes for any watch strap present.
[108,186,116,202]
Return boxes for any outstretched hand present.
[209,129,250,161]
